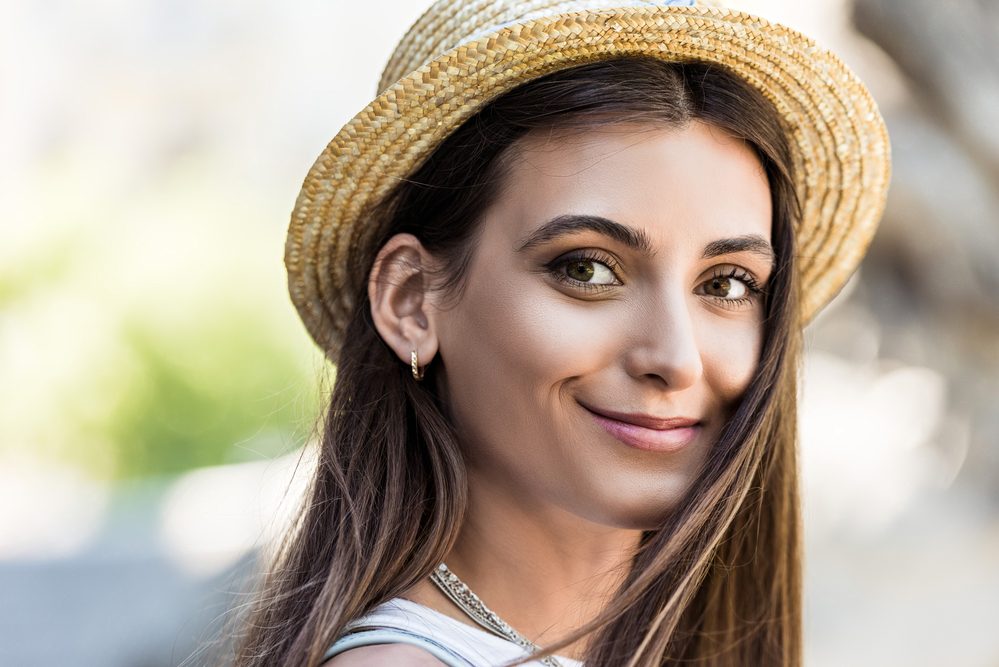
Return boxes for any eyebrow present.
[515,214,655,255]
[514,213,775,266]
[701,235,775,265]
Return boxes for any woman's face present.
[433,120,774,530]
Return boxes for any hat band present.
[456,0,699,52]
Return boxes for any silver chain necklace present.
[429,562,567,667]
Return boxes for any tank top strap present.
[322,626,482,666]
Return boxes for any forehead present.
[488,120,772,250]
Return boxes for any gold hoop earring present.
[411,349,425,381]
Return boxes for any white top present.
[324,597,585,667]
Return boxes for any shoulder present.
[323,643,449,666]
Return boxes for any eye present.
[705,275,748,299]
[563,258,616,285]
[697,267,765,308]
[546,251,622,290]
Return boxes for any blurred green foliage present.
[0,156,329,482]
[105,309,323,479]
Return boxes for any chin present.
[570,483,694,532]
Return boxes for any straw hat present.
[285,0,891,359]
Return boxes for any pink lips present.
[581,403,702,453]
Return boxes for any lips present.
[579,401,702,453]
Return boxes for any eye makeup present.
[545,250,624,292]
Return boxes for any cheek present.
[436,270,558,437]
[440,271,601,402]
[699,317,764,407]
[436,267,622,458]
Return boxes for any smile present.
[579,402,702,453]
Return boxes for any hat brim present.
[285,4,891,359]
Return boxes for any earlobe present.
[368,233,440,369]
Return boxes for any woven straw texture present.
[286,0,891,359]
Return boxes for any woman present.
[231,1,890,665]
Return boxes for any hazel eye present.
[563,258,617,285]
[703,275,748,299]
[696,267,765,309]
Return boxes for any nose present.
[621,290,704,391]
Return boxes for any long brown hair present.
[227,57,803,666]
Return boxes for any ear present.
[368,233,440,371]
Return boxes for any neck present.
[442,470,643,659]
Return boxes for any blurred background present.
[2,0,997,665]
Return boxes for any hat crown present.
[378,0,699,94]
[287,0,890,356]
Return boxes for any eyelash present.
[544,252,767,307]
[545,251,623,292]
[703,267,767,309]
